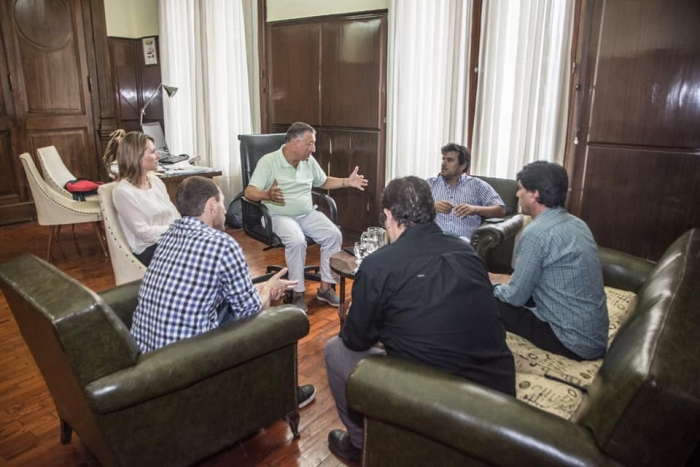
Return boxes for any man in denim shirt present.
[494,161,608,360]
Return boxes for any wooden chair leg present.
[92,222,108,257]
[47,225,57,261]
[59,418,72,444]
[285,410,301,438]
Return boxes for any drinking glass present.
[353,241,367,271]
[367,227,387,247]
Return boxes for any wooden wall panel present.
[0,23,22,216]
[83,0,118,159]
[110,38,141,131]
[3,0,98,180]
[12,1,85,115]
[267,23,321,126]
[109,36,163,133]
[264,12,387,238]
[587,1,700,147]
[0,131,18,198]
[316,129,380,236]
[28,129,92,179]
[321,18,383,128]
[569,0,700,260]
[578,146,700,259]
[139,36,164,126]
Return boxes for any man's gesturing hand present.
[268,179,285,203]
[346,166,369,190]
[268,267,297,301]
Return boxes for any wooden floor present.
[0,221,357,467]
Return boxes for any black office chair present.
[238,133,338,284]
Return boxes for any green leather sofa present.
[0,254,310,467]
[346,228,700,466]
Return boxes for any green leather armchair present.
[0,254,310,467]
[346,229,700,466]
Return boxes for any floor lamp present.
[140,83,178,128]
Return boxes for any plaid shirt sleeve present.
[219,240,262,319]
[493,227,542,306]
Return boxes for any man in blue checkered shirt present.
[131,176,297,352]
[427,143,505,239]
[130,176,317,407]
[493,161,608,361]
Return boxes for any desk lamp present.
[140,83,178,127]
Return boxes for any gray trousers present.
[324,336,386,449]
[271,209,342,293]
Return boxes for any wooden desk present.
[157,170,222,203]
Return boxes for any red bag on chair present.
[65,178,103,201]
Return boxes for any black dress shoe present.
[328,429,362,462]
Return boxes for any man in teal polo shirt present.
[244,122,368,312]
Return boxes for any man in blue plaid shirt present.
[427,143,505,239]
[130,176,317,407]
[493,161,608,361]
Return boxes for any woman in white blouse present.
[104,130,180,266]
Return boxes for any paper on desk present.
[162,162,215,174]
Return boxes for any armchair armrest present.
[471,214,525,273]
[241,196,281,249]
[347,356,616,467]
[471,214,524,253]
[312,189,338,224]
[598,246,655,293]
[86,305,309,413]
[98,280,141,328]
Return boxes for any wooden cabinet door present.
[267,23,321,126]
[317,129,380,237]
[265,12,387,238]
[321,16,385,129]
[1,0,99,182]
[109,37,164,133]
[109,38,142,132]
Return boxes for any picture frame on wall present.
[143,37,157,65]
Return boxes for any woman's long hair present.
[103,130,153,185]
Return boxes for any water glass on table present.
[353,241,367,272]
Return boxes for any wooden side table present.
[330,250,357,322]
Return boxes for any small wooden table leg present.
[337,276,346,322]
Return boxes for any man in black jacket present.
[324,176,515,462]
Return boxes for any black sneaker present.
[328,429,362,462]
[297,384,316,409]
[292,292,308,313]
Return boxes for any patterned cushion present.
[507,287,638,391]
[515,373,584,419]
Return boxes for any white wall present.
[104,0,159,38]
[266,0,388,22]
[104,1,388,36]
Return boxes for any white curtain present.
[159,0,255,199]
[471,0,575,179]
[386,0,473,181]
